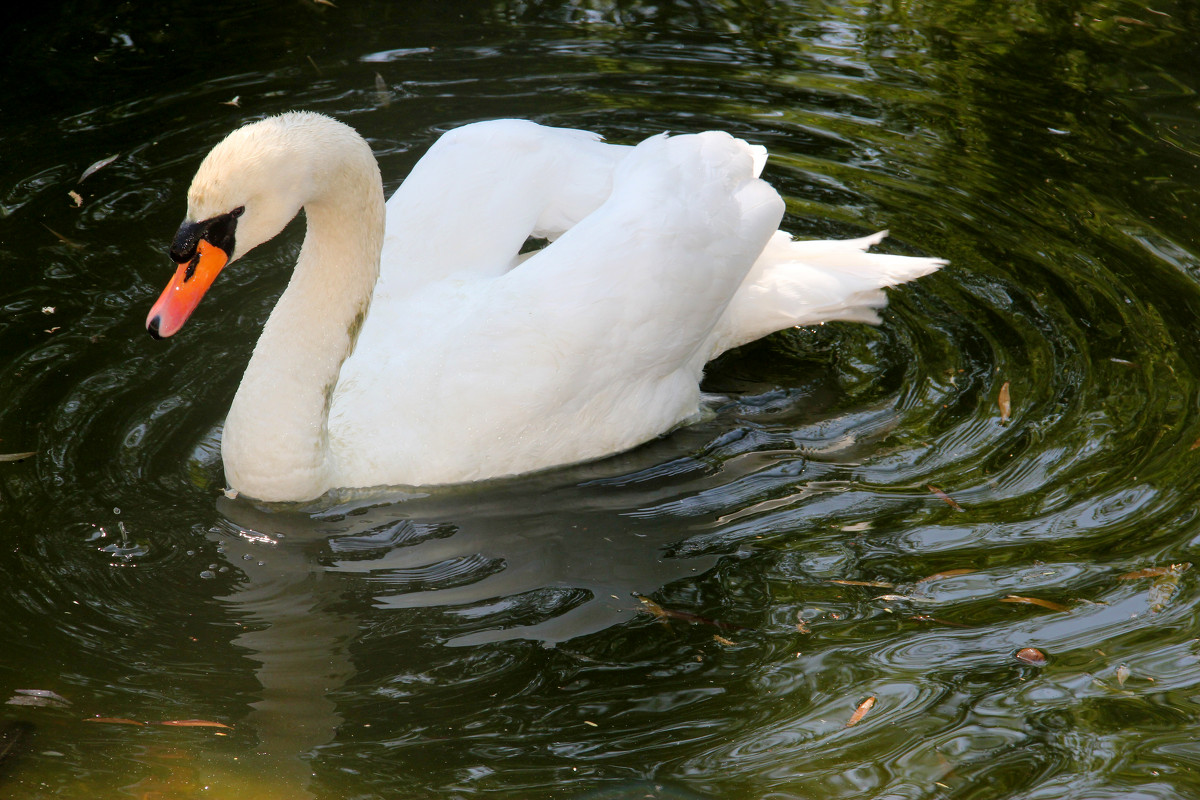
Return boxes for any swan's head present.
[146,113,331,339]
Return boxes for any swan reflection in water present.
[209,448,750,797]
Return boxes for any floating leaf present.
[712,634,735,646]
[796,617,811,634]
[917,568,976,583]
[79,154,118,183]
[998,381,1011,423]
[67,190,82,207]
[0,452,35,463]
[84,717,145,726]
[1116,664,1130,686]
[1119,563,1191,581]
[635,595,745,631]
[828,579,894,588]
[221,96,241,107]
[875,593,934,602]
[846,696,876,727]
[927,484,964,512]
[1015,647,1046,666]
[156,720,232,729]
[1001,595,1071,613]
[41,223,84,249]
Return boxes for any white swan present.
[146,112,944,502]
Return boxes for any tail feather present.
[709,230,945,357]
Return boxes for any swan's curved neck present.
[222,141,384,502]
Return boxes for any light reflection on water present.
[2,0,1200,798]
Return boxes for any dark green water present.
[3,0,1200,797]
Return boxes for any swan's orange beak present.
[146,239,229,339]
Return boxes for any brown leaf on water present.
[846,696,876,727]
[634,595,745,631]
[156,720,232,729]
[1117,563,1192,611]
[1116,664,1130,686]
[917,568,976,583]
[84,717,145,726]
[998,381,1011,423]
[828,579,895,588]
[79,154,118,183]
[0,452,35,463]
[1015,647,1046,666]
[1192,437,1200,451]
[67,190,83,207]
[927,484,964,512]
[1001,595,1072,613]
[1118,563,1191,581]
[796,617,811,634]
[713,634,736,646]
[40,223,84,249]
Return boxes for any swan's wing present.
[377,120,630,295]
[496,129,785,384]
[707,230,946,357]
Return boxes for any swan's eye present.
[170,208,242,264]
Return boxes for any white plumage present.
[150,112,943,501]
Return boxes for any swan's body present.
[147,112,943,502]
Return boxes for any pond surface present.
[3,0,1200,797]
